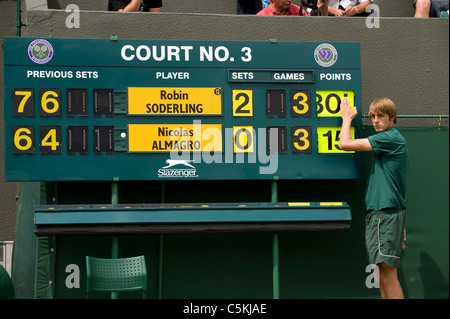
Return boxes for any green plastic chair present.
[86,255,147,299]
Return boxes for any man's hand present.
[340,97,357,122]
[339,97,372,152]
[402,228,406,249]
[317,0,329,16]
[344,5,358,16]
[335,8,345,16]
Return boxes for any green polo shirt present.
[365,127,409,212]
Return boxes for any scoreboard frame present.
[3,37,363,181]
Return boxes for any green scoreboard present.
[3,37,363,181]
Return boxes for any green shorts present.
[365,208,405,268]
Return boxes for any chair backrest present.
[86,255,147,298]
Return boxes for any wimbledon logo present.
[28,39,54,64]
[314,43,338,67]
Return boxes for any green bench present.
[34,202,351,236]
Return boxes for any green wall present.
[32,127,447,299]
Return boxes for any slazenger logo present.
[28,39,54,64]
[314,43,338,67]
[158,159,198,178]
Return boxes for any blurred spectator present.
[142,0,162,12]
[237,0,271,14]
[237,0,263,14]
[328,0,372,16]
[414,0,449,17]
[108,0,162,12]
[257,0,310,15]
[108,0,141,11]
[302,0,329,16]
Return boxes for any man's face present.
[371,113,395,132]
[273,0,293,9]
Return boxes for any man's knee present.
[377,262,404,298]
[378,262,398,280]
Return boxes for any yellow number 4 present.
[41,129,60,150]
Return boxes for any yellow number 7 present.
[15,91,32,113]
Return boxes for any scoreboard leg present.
[271,180,280,299]
[111,181,119,299]
[272,234,280,299]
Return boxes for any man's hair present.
[369,97,398,124]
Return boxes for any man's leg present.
[414,0,431,17]
[143,0,162,12]
[378,262,404,299]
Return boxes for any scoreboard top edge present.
[3,36,362,46]
[3,37,361,69]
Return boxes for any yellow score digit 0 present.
[316,91,354,117]
[233,126,254,153]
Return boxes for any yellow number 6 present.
[14,128,33,151]
[41,90,60,114]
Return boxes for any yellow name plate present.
[128,87,223,115]
[128,124,222,152]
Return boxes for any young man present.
[340,97,409,299]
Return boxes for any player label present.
[128,87,223,115]
[128,124,222,152]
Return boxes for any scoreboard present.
[3,37,363,181]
